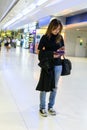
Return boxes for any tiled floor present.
[0,47,87,130]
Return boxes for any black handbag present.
[61,58,72,76]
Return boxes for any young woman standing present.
[36,19,65,117]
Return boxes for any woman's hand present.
[53,54,60,58]
[56,46,65,56]
[57,46,65,52]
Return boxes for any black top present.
[38,34,64,65]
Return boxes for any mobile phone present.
[56,50,65,54]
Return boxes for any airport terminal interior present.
[0,0,87,130]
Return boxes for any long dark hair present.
[45,19,63,43]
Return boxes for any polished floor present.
[0,47,87,130]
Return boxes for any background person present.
[4,37,11,52]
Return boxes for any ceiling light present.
[3,14,23,29]
[76,29,80,31]
[45,0,63,7]
[3,3,36,29]
[37,0,48,6]
[29,9,41,16]
[22,3,36,15]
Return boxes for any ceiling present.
[0,0,19,22]
[0,0,87,30]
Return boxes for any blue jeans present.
[40,65,62,109]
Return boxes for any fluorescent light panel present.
[45,0,63,7]
[3,14,23,28]
[3,0,48,29]
[37,0,48,6]
[22,3,36,15]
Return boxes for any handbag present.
[61,57,72,76]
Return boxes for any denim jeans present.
[40,65,62,109]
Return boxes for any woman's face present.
[51,25,61,35]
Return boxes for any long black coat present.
[36,50,55,92]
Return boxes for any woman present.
[36,19,65,117]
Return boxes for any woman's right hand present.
[53,54,60,58]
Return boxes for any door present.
[75,37,87,57]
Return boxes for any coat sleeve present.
[38,35,46,50]
[38,50,53,61]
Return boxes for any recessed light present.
[76,29,80,31]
